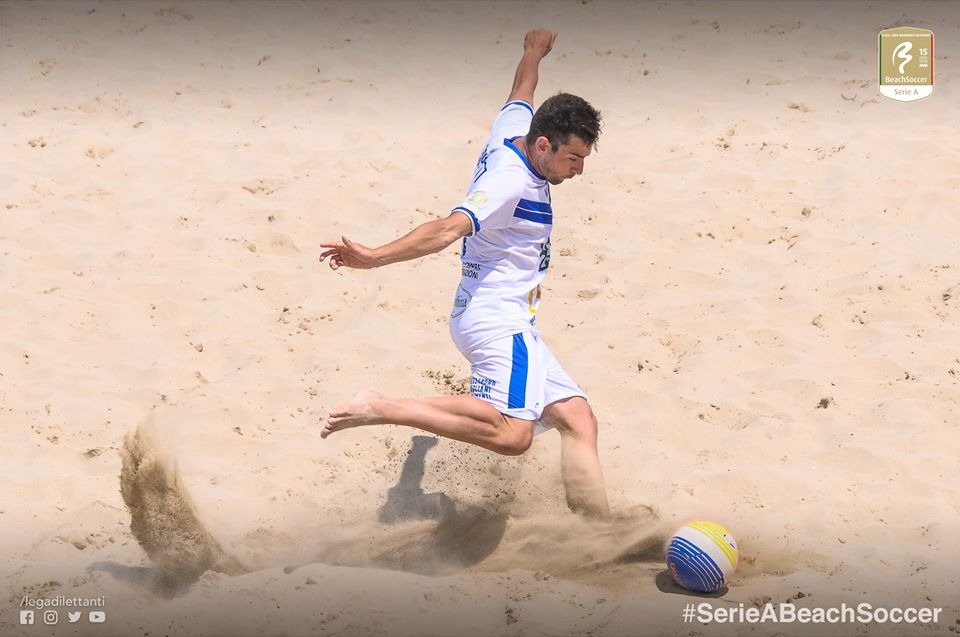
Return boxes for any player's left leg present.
[540,395,610,518]
[323,388,534,456]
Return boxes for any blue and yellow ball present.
[666,521,739,593]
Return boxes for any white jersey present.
[449,100,553,354]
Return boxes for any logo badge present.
[43,610,59,625]
[878,27,934,101]
[89,611,107,623]
[68,611,82,623]
[451,284,472,318]
[20,610,34,625]
[466,191,489,210]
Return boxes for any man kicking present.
[319,28,608,517]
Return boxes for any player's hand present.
[319,236,378,270]
[523,28,556,59]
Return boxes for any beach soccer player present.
[319,28,609,517]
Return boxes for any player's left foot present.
[322,388,385,438]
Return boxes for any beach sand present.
[2,1,958,635]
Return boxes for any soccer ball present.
[666,521,739,593]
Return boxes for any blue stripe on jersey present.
[508,334,529,409]
[514,198,553,225]
[504,137,547,181]
[514,209,553,224]
[452,206,480,234]
[517,198,552,213]
[501,100,534,116]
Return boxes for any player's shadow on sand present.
[378,435,456,523]
[310,435,507,576]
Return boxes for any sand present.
[2,1,958,636]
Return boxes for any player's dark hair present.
[526,92,602,151]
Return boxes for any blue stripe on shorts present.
[508,333,528,409]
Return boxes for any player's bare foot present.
[322,388,386,438]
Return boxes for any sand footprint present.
[85,147,114,160]
[422,368,469,395]
[250,231,300,256]
[241,178,284,195]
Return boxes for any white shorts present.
[464,331,585,435]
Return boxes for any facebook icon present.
[20,610,35,624]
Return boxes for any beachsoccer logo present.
[878,26,933,102]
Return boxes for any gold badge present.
[467,191,489,209]
[878,26,934,102]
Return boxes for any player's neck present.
[514,136,530,159]
[514,137,537,170]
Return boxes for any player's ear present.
[536,136,553,154]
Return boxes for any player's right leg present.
[540,395,610,518]
[322,388,534,456]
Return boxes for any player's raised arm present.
[319,212,473,271]
[506,28,556,106]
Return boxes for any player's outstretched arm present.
[506,28,556,106]
[319,212,472,271]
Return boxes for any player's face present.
[541,135,592,185]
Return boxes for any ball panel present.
[666,521,739,594]
[673,526,733,578]
[688,521,739,569]
[666,535,725,592]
